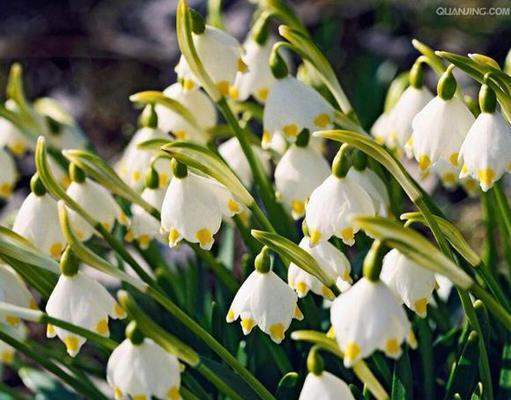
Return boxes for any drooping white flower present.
[161,161,241,250]
[305,165,375,246]
[0,147,17,198]
[0,264,37,327]
[107,330,181,400]
[48,156,71,188]
[227,247,302,343]
[458,104,511,191]
[218,137,270,188]
[275,138,330,220]
[0,324,26,365]
[330,277,411,367]
[429,159,459,190]
[46,255,126,356]
[411,69,475,173]
[156,83,216,143]
[13,189,66,259]
[263,76,334,143]
[66,175,128,242]
[288,237,351,299]
[232,36,276,103]
[117,125,170,188]
[380,249,437,318]
[347,166,390,217]
[389,86,433,149]
[299,371,354,400]
[370,112,396,149]
[175,25,246,96]
[0,116,32,156]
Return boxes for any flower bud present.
[138,104,158,129]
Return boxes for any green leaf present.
[445,331,479,400]
[18,367,80,400]
[391,347,413,400]
[275,372,300,399]
[498,342,511,400]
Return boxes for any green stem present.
[417,317,434,400]
[145,287,276,400]
[180,386,201,400]
[0,381,31,400]
[196,363,244,400]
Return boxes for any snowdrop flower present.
[347,150,390,216]
[218,137,270,187]
[46,249,126,356]
[107,322,181,400]
[48,156,71,188]
[388,62,433,150]
[66,164,128,242]
[380,249,436,317]
[288,235,351,299]
[305,148,375,246]
[0,147,17,198]
[156,83,216,143]
[299,349,355,400]
[0,324,26,364]
[161,160,241,250]
[0,115,31,156]
[263,52,333,144]
[330,244,412,367]
[125,169,167,249]
[0,264,37,326]
[458,84,511,191]
[430,159,459,190]
[175,17,246,96]
[226,247,302,343]
[411,67,475,173]
[274,130,330,219]
[370,112,396,149]
[117,106,171,187]
[12,174,65,258]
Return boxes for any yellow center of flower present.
[216,80,230,96]
[414,298,428,316]
[309,229,322,245]
[385,338,400,355]
[269,323,285,343]
[0,183,12,197]
[282,123,299,137]
[227,198,240,213]
[290,199,305,217]
[226,308,235,322]
[441,172,456,186]
[95,319,109,335]
[0,350,14,364]
[295,281,308,296]
[256,87,269,102]
[47,324,55,336]
[237,58,248,73]
[182,79,195,91]
[168,228,181,245]
[241,317,255,334]
[49,242,63,258]
[131,170,141,182]
[313,113,330,128]
[166,386,180,400]
[113,386,123,399]
[477,168,496,188]
[10,141,26,155]
[175,130,187,140]
[138,234,151,249]
[339,226,354,243]
[63,335,80,354]
[344,341,360,362]
[448,152,459,167]
[114,303,125,318]
[5,315,19,326]
[417,154,431,171]
[195,228,212,247]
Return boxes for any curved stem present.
[197,363,244,400]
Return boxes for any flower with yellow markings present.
[0,115,32,156]
[0,264,37,326]
[299,370,354,400]
[0,147,17,199]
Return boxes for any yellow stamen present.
[168,228,180,245]
[237,58,248,73]
[344,341,360,362]
[5,316,19,326]
[226,308,235,322]
[0,183,12,197]
[341,270,351,282]
[60,175,71,188]
[63,335,80,354]
[417,154,431,171]
[384,337,400,355]
[309,229,322,245]
[414,298,428,316]
[0,350,14,364]
[269,323,285,343]
[448,152,459,167]
[339,226,354,243]
[407,330,418,349]
[290,199,304,217]
[95,319,109,335]
[166,386,180,400]
[49,242,63,258]
[138,234,151,249]
[195,228,212,248]
[113,386,123,399]
[182,79,195,90]
[131,170,141,182]
[256,87,268,102]
[240,317,254,334]
[282,123,299,137]
[313,113,330,128]
[227,198,240,213]
[228,86,239,100]
[477,168,496,188]
[216,80,230,96]
[295,281,308,296]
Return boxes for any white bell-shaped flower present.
[48,156,71,188]
[107,323,181,400]
[0,147,17,198]
[380,249,437,318]
[305,151,375,246]
[175,23,245,96]
[13,176,65,259]
[232,34,277,103]
[0,264,37,326]
[330,277,411,367]
[275,131,330,219]
[161,160,241,250]
[156,83,216,143]
[218,137,270,188]
[0,324,26,365]
[226,247,302,343]
[411,68,475,173]
[288,236,351,299]
[66,166,128,241]
[264,75,333,144]
[370,112,396,149]
[46,249,126,356]
[458,85,511,191]
[125,170,167,249]
[0,116,31,156]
